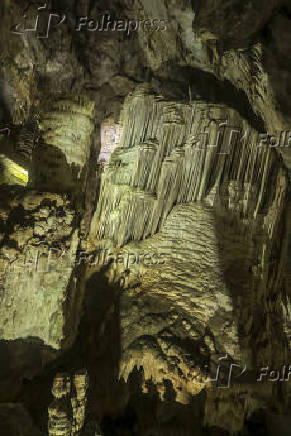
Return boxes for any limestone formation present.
[0,191,80,350]
[91,85,288,248]
[32,96,95,192]
[88,84,290,432]
[0,1,290,435]
[48,371,88,436]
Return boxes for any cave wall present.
[0,0,290,435]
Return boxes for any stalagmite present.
[48,371,88,436]
[88,84,290,432]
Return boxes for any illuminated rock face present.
[32,97,95,192]
[39,98,95,168]
[0,191,80,350]
[89,85,290,433]
[102,200,289,426]
[92,84,288,248]
[99,119,122,163]
[48,371,88,436]
[0,0,290,433]
[107,204,240,404]
[0,154,28,185]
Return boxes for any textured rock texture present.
[88,85,289,432]
[0,0,290,435]
[48,370,88,436]
[194,0,285,41]
[32,96,95,192]
[91,84,288,247]
[115,204,240,404]
[0,190,80,349]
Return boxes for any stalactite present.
[91,85,288,248]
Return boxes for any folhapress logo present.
[11,2,168,38]
[75,15,168,34]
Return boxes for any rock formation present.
[0,190,80,350]
[86,84,290,433]
[0,0,290,435]
[48,370,88,436]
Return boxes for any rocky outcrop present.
[0,1,290,435]
[0,190,80,350]
[48,370,88,436]
[91,84,288,247]
[87,84,290,433]
[32,96,95,192]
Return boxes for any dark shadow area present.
[101,369,206,436]
[0,402,44,436]
[261,10,291,122]
[0,119,39,172]
[16,267,122,432]
[0,77,14,124]
[30,142,77,192]
[0,338,57,403]
[152,64,266,133]
[211,192,290,433]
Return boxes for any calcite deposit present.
[48,371,88,436]
[87,85,290,432]
[0,190,80,350]
[0,0,290,435]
